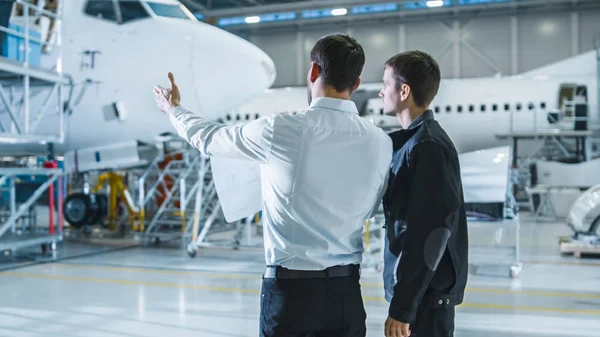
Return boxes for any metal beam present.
[398,23,406,52]
[179,0,207,11]
[510,15,518,75]
[0,171,60,238]
[453,20,461,78]
[221,0,600,33]
[0,56,66,84]
[204,0,401,16]
[31,84,58,133]
[0,84,22,134]
[571,11,579,56]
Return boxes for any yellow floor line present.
[2,271,260,294]
[2,271,600,316]
[51,263,600,300]
[53,263,258,280]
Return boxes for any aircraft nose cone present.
[191,26,276,119]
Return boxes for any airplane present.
[0,0,276,169]
[228,50,598,155]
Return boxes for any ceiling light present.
[245,16,260,24]
[331,8,348,16]
[426,0,444,7]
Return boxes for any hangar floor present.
[0,212,599,337]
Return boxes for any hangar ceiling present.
[181,0,600,31]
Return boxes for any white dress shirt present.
[168,96,392,270]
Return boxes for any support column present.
[453,20,461,78]
[399,23,406,52]
[510,16,519,75]
[296,31,304,85]
[571,12,579,56]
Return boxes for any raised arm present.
[153,73,273,163]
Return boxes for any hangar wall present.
[238,9,600,88]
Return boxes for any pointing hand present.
[153,72,181,114]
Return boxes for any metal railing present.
[0,0,66,145]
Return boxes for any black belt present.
[263,264,360,279]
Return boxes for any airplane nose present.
[190,24,276,119]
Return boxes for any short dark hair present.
[385,51,441,108]
[310,34,365,93]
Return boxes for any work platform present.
[0,55,66,85]
[496,129,594,166]
[0,0,66,147]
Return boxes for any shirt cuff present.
[168,105,185,117]
[388,306,417,324]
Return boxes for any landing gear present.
[63,193,107,228]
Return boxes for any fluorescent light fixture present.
[426,0,444,7]
[245,16,260,23]
[331,8,348,16]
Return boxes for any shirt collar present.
[309,97,359,115]
[407,109,434,129]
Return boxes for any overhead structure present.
[0,0,67,146]
[186,0,600,30]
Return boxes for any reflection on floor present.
[0,212,598,337]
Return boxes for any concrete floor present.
[0,212,599,337]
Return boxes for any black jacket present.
[382,110,469,324]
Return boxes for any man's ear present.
[309,62,320,83]
[400,83,411,101]
[351,77,361,92]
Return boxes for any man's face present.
[379,67,402,116]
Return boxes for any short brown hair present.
[385,51,441,107]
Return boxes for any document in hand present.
[209,156,262,223]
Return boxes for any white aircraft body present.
[231,50,597,154]
[0,0,276,162]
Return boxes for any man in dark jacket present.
[379,51,469,337]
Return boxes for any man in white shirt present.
[153,34,392,337]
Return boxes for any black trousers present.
[410,307,455,337]
[259,275,367,337]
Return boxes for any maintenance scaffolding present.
[0,0,66,146]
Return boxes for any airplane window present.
[434,106,440,113]
[468,105,474,113]
[369,108,374,114]
[245,113,250,120]
[379,108,384,115]
[516,103,522,111]
[255,113,260,119]
[226,114,231,121]
[540,102,546,109]
[504,103,510,111]
[528,102,534,110]
[236,114,241,120]
[145,2,193,20]
[85,0,118,22]
[492,104,498,112]
[457,105,463,113]
[480,104,486,112]
[216,118,224,123]
[446,105,451,113]
[119,1,150,23]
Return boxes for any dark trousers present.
[410,307,455,337]
[259,275,367,337]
